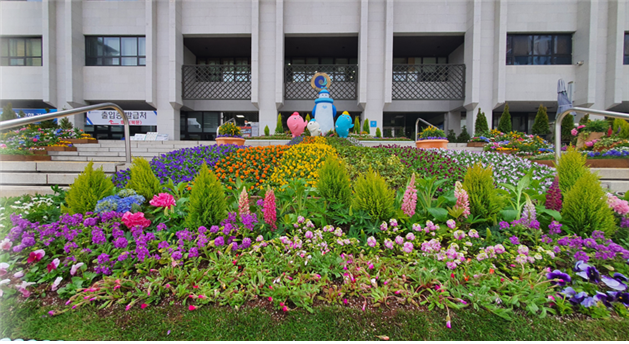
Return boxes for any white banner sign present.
[86,110,157,126]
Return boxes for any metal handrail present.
[554,107,629,165]
[0,102,132,163]
[415,117,437,141]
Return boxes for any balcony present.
[182,65,251,100]
[284,64,358,100]
[392,64,465,100]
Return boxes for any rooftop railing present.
[392,64,465,100]
[182,65,252,100]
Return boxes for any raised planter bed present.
[0,154,51,161]
[216,137,246,146]
[532,159,629,168]
[42,146,77,152]
[467,142,487,147]
[65,138,98,144]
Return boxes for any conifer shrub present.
[264,125,270,136]
[317,156,351,206]
[1,103,16,122]
[556,146,587,194]
[63,161,114,214]
[185,163,227,229]
[446,129,457,142]
[353,116,360,133]
[532,104,550,136]
[352,169,395,222]
[561,170,617,237]
[462,163,503,222]
[375,127,382,138]
[275,113,284,134]
[560,114,575,142]
[474,109,489,136]
[579,114,590,126]
[362,118,370,134]
[457,125,471,142]
[612,118,629,139]
[127,157,162,200]
[497,103,512,133]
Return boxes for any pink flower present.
[607,193,629,216]
[189,305,197,311]
[585,141,594,147]
[237,188,250,216]
[0,238,12,251]
[48,311,54,316]
[571,128,578,136]
[51,277,62,291]
[282,306,288,312]
[27,249,45,263]
[33,138,38,142]
[0,263,8,276]
[343,299,348,305]
[446,219,456,229]
[446,321,451,329]
[263,188,277,230]
[149,193,175,209]
[402,242,414,253]
[401,173,417,217]
[577,125,585,129]
[125,304,132,311]
[454,181,470,218]
[47,258,60,273]
[0,143,6,149]
[367,236,377,247]
[268,297,273,302]
[70,262,84,276]
[121,212,151,229]
[141,303,148,309]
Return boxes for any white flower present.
[70,262,84,276]
[0,279,10,286]
[52,277,63,291]
[13,271,24,278]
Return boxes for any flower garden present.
[1,125,629,339]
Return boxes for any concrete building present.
[1,0,628,140]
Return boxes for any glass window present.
[507,34,572,65]
[624,33,629,65]
[85,36,146,66]
[0,37,42,66]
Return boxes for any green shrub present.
[375,127,382,138]
[1,103,16,123]
[497,103,512,133]
[218,122,242,137]
[560,114,575,142]
[264,125,270,136]
[556,146,587,194]
[353,116,360,133]
[127,157,162,200]
[612,118,629,139]
[362,118,370,134]
[532,104,550,136]
[275,113,284,134]
[446,129,457,142]
[59,117,73,130]
[585,119,609,133]
[304,114,312,136]
[457,126,471,143]
[579,114,590,126]
[352,169,395,222]
[185,163,227,229]
[462,163,503,222]
[474,109,489,136]
[317,156,351,206]
[561,170,616,237]
[63,161,114,214]
[337,146,411,189]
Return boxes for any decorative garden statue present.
[287,112,307,138]
[310,73,336,135]
[307,119,322,137]
[335,111,354,138]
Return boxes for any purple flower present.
[573,251,589,263]
[214,236,225,247]
[83,217,98,227]
[156,223,167,231]
[113,237,128,249]
[97,253,110,265]
[509,236,520,245]
[574,261,600,283]
[188,247,199,258]
[546,270,571,286]
[118,252,130,262]
[209,226,220,234]
[601,273,627,291]
[548,221,562,235]
[172,251,183,260]
[158,241,169,249]
[499,221,510,230]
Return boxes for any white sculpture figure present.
[311,88,336,135]
[307,119,322,137]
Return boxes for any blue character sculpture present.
[335,111,354,138]
[310,73,336,135]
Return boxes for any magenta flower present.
[401,173,418,217]
[27,249,45,263]
[263,188,277,230]
[403,242,414,253]
[545,176,562,211]
[149,193,176,209]
[367,236,377,247]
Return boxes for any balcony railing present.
[392,64,465,100]
[284,64,358,100]
[182,65,251,100]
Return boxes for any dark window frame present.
[284,57,358,83]
[506,33,572,65]
[85,36,146,66]
[0,37,42,66]
[624,32,629,65]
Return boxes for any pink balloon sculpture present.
[287,112,307,138]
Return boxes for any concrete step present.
[591,168,629,180]
[600,180,629,193]
[0,185,68,197]
[0,161,121,173]
[0,172,113,185]
[50,156,126,162]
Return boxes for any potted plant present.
[216,122,246,146]
[415,126,448,149]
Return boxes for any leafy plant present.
[185,163,228,229]
[375,127,382,138]
[415,176,454,222]
[446,129,457,142]
[1,102,17,123]
[352,170,395,222]
[362,118,370,134]
[556,146,587,194]
[316,156,351,207]
[612,118,629,139]
[418,126,446,140]
[560,114,575,142]
[457,126,471,143]
[462,163,504,223]
[264,125,270,136]
[275,114,284,134]
[63,161,114,214]
[532,104,550,136]
[497,103,512,133]
[474,108,489,136]
[353,116,360,133]
[218,122,242,137]
[59,117,73,129]
[561,169,617,237]
[584,120,609,133]
[338,146,411,189]
[127,157,162,201]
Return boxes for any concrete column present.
[42,0,57,109]
[573,0,598,108]
[145,0,157,108]
[492,0,506,109]
[362,0,387,136]
[445,111,462,136]
[64,0,85,128]
[168,0,183,108]
[274,0,283,109]
[357,0,368,109]
[155,0,180,140]
[605,0,624,109]
[256,0,280,133]
[251,0,260,108]
[383,0,393,105]
[464,0,482,134]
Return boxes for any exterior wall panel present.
[181,0,251,35]
[83,67,145,101]
[284,0,360,34]
[0,1,42,36]
[505,65,575,102]
[1,67,43,100]
[393,0,467,33]
[83,1,145,35]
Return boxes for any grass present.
[2,301,628,341]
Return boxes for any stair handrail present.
[0,102,132,163]
[554,107,629,165]
[415,117,437,141]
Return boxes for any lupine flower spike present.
[401,173,417,217]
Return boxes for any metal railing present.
[284,64,358,100]
[182,65,252,100]
[0,103,132,164]
[392,64,465,100]
[554,107,629,164]
[414,117,439,141]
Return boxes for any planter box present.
[65,138,98,144]
[467,142,487,147]
[0,154,51,161]
[415,139,448,149]
[30,150,48,155]
[216,137,246,146]
[532,159,629,168]
[42,146,77,152]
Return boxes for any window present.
[86,36,145,66]
[0,37,42,66]
[624,32,629,64]
[506,34,572,65]
[284,57,357,83]
[195,57,250,82]
[392,57,449,82]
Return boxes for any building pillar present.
[445,111,462,136]
[256,0,280,134]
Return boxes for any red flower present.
[489,268,495,274]
[121,211,151,229]
[27,249,45,264]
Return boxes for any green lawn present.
[1,301,628,341]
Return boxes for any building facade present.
[1,0,629,140]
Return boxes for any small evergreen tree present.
[317,156,351,206]
[63,161,114,214]
[375,127,382,138]
[353,116,360,133]
[579,114,590,126]
[474,109,489,136]
[352,169,395,222]
[185,163,227,229]
[264,125,270,136]
[127,157,162,200]
[612,118,629,139]
[462,163,504,223]
[39,108,58,129]
[497,103,512,133]
[556,146,588,195]
[457,125,471,143]
[560,114,575,142]
[446,129,457,142]
[362,118,370,134]
[274,113,284,134]
[59,117,73,129]
[304,113,311,136]
[1,103,16,123]
[531,104,550,136]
